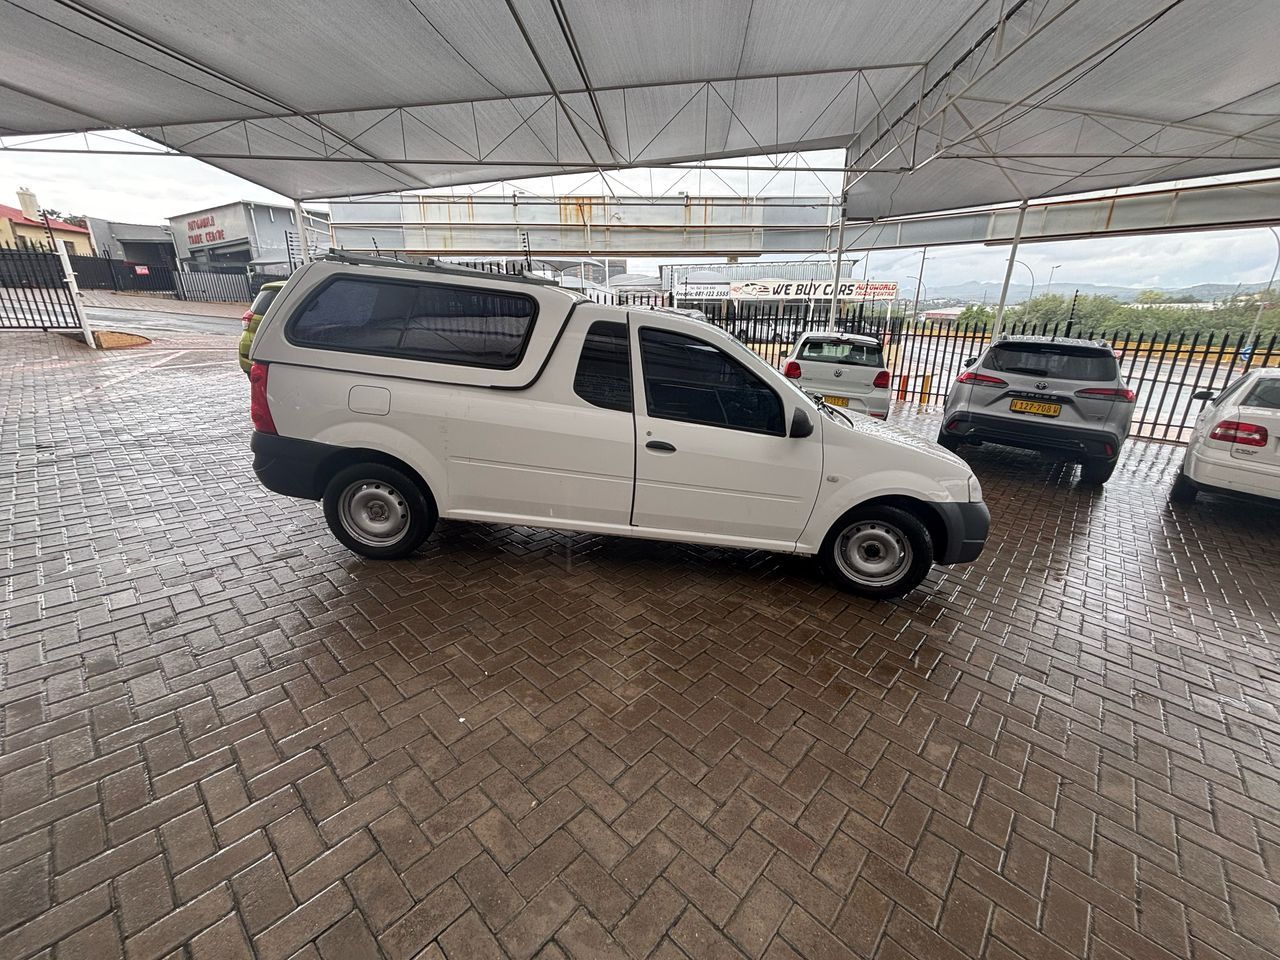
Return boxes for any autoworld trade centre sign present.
[678,279,898,300]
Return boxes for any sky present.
[2,135,1278,294]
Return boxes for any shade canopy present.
[3,0,1277,218]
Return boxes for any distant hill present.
[922,280,1272,304]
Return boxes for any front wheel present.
[820,505,934,600]
[323,463,435,559]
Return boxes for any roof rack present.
[320,250,561,288]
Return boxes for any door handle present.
[645,440,677,452]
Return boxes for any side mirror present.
[1191,389,1215,401]
[790,407,814,438]
[963,357,977,367]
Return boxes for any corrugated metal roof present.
[2,0,1277,217]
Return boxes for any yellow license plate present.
[823,395,849,407]
[1010,399,1061,417]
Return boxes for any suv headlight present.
[968,475,983,502]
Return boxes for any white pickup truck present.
[248,255,989,598]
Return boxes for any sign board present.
[677,279,898,301]
[186,213,226,247]
[133,264,150,276]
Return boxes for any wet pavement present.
[2,331,1279,960]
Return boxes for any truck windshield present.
[984,343,1117,382]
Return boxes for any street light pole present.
[1015,259,1036,304]
[1245,227,1280,351]
[1047,263,1061,295]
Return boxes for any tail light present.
[241,309,254,330]
[872,370,891,389]
[1076,387,1136,402]
[249,362,277,434]
[956,371,1007,387]
[1209,419,1268,447]
[783,360,802,379]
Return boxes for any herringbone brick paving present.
[2,330,1279,960]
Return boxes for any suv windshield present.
[798,338,883,366]
[984,343,1117,382]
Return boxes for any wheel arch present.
[317,447,438,512]
[825,495,949,563]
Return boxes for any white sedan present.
[1172,368,1280,503]
[782,332,892,419]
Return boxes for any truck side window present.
[573,321,631,412]
[639,328,784,436]
[288,276,537,369]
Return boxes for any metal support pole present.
[991,201,1028,340]
[909,247,928,325]
[826,172,852,331]
[294,200,311,263]
[57,239,94,348]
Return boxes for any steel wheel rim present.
[835,520,912,586]
[339,480,409,547]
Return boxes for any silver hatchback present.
[938,335,1136,484]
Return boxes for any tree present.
[1135,289,1167,303]
[38,208,86,227]
[956,304,993,325]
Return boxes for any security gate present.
[0,244,82,330]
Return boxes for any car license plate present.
[823,395,849,407]
[1010,399,1061,417]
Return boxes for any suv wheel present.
[1169,468,1198,503]
[1078,458,1117,485]
[323,463,435,559]
[936,433,960,453]
[820,505,934,600]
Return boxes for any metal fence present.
[0,244,81,330]
[696,308,1278,444]
[173,271,252,302]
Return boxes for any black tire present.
[1169,468,1198,503]
[1079,458,1117,485]
[936,433,961,453]
[322,462,435,559]
[820,505,934,600]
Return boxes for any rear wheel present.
[323,463,435,559]
[1169,468,1198,503]
[1078,458,1117,485]
[936,433,961,453]
[820,505,934,600]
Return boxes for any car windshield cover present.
[1242,378,1280,410]
[985,343,1117,382]
[798,338,883,366]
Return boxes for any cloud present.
[3,135,1277,292]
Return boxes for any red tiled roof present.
[0,203,90,234]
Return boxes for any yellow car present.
[238,281,286,374]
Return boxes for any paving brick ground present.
[3,330,1280,960]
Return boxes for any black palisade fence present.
[684,308,1276,445]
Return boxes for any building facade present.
[167,201,328,267]
[85,218,177,267]
[1,188,93,254]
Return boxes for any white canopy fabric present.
[3,0,1278,217]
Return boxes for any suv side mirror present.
[963,357,977,367]
[790,407,814,438]
[1191,389,1215,401]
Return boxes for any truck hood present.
[822,407,969,471]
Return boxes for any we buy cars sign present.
[729,279,899,300]
[677,278,899,301]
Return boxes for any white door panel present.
[630,321,823,547]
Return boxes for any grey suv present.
[938,335,1136,484]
